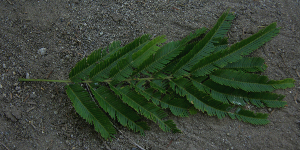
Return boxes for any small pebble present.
[3,64,6,69]
[66,140,70,145]
[38,48,47,55]
[15,86,21,91]
[26,73,30,79]
[5,111,17,122]
[54,111,58,115]
[30,92,37,98]
[110,13,123,22]
[0,84,2,88]
[268,108,272,112]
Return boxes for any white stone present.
[26,73,30,79]
[38,48,47,55]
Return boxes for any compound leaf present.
[91,85,149,134]
[210,69,295,92]
[66,84,116,139]
[191,23,280,77]
[172,11,235,77]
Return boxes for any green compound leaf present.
[69,41,121,82]
[109,36,167,83]
[192,79,287,108]
[59,11,295,140]
[90,34,151,81]
[172,11,235,77]
[91,86,149,134]
[191,23,279,77]
[223,57,267,72]
[210,69,295,92]
[228,108,269,125]
[169,78,269,124]
[110,84,181,133]
[66,84,116,139]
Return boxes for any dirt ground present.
[1,0,300,149]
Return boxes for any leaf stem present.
[18,78,87,83]
[19,75,184,83]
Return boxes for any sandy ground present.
[1,0,300,149]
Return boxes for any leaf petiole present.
[18,76,179,83]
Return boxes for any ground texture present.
[0,0,300,149]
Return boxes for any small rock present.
[187,144,197,150]
[110,13,123,22]
[4,106,22,122]
[3,64,6,69]
[66,140,70,145]
[38,48,47,55]
[30,92,37,98]
[54,111,58,115]
[268,108,272,112]
[5,111,17,122]
[15,86,21,91]
[0,84,2,88]
[26,73,30,79]
[11,106,22,120]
